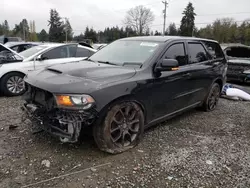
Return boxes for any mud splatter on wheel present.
[202,83,221,112]
[93,101,144,154]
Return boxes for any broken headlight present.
[55,94,95,110]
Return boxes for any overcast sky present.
[2,0,250,35]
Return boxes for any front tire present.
[0,72,26,96]
[93,101,144,154]
[202,83,221,112]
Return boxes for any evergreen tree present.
[167,23,178,36]
[3,20,9,35]
[179,2,196,36]
[38,29,49,41]
[48,9,64,42]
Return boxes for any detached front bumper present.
[21,102,97,143]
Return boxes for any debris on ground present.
[41,160,51,168]
[1,89,250,187]
[8,124,19,130]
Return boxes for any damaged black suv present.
[22,36,227,154]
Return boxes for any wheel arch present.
[213,77,223,92]
[0,71,26,81]
[97,94,147,123]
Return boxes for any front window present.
[19,45,47,58]
[89,40,160,66]
[41,45,77,60]
[164,43,187,66]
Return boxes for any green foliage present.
[48,9,64,42]
[167,23,178,36]
[154,30,162,36]
[197,19,250,45]
[73,26,137,43]
[179,2,196,36]
[38,29,49,41]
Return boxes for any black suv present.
[22,36,227,154]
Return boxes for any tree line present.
[0,2,249,45]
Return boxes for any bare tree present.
[124,5,155,35]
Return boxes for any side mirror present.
[156,59,179,72]
[36,54,45,61]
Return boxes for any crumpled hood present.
[24,60,136,94]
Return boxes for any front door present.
[150,42,195,120]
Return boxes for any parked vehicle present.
[22,36,227,154]
[0,35,23,44]
[0,43,97,96]
[221,43,250,83]
[4,42,41,53]
[0,43,23,64]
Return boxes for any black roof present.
[120,36,218,43]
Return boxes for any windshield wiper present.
[97,61,117,66]
[86,58,95,62]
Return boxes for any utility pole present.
[63,17,69,43]
[162,0,168,36]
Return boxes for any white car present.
[0,43,97,96]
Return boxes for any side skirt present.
[145,101,202,129]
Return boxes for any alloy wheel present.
[110,104,141,147]
[6,76,25,94]
[208,85,220,110]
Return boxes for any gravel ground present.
[1,86,250,188]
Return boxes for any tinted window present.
[188,43,208,64]
[67,45,77,57]
[76,47,90,57]
[42,46,68,60]
[164,43,187,66]
[203,41,224,59]
[42,45,78,60]
[11,46,19,52]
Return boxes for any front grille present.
[228,63,250,74]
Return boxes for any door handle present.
[182,73,191,78]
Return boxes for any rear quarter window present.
[202,41,224,59]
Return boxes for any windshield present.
[19,45,47,58]
[89,40,160,66]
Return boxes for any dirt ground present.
[1,85,250,188]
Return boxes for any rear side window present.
[188,43,209,64]
[202,41,224,59]
[164,43,187,66]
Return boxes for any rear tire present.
[202,83,221,112]
[93,101,144,154]
[0,72,26,96]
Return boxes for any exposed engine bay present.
[21,85,97,143]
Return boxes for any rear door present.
[185,40,225,104]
